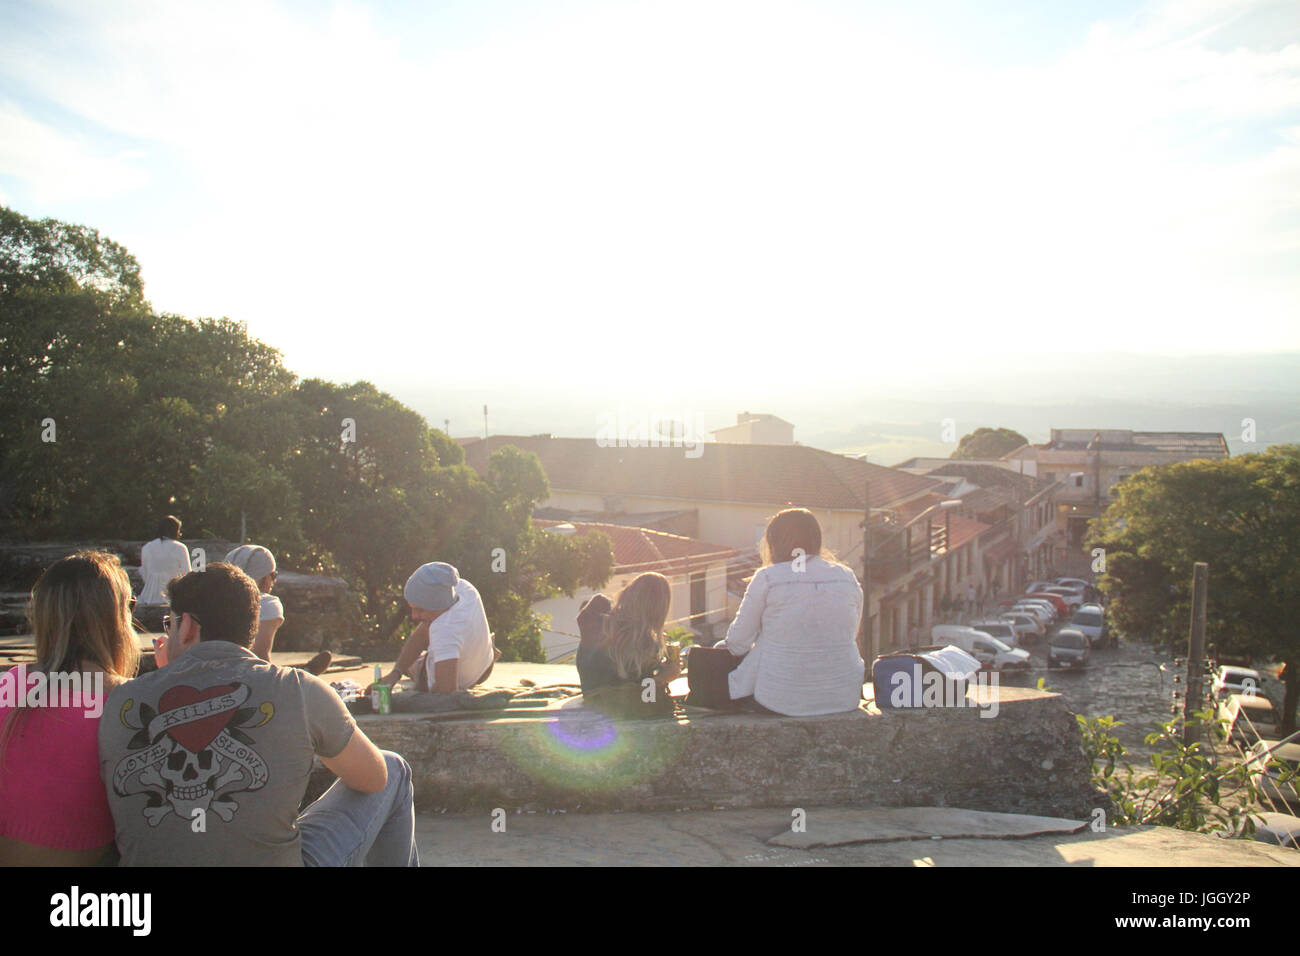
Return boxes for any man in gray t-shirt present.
[100,563,418,867]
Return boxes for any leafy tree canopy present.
[1088,445,1300,730]
[951,427,1028,460]
[0,205,613,661]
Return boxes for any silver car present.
[1047,628,1090,669]
[1069,605,1106,646]
[970,621,1020,649]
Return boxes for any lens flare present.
[498,708,685,795]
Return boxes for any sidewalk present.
[411,806,1300,866]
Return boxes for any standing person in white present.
[381,562,499,693]
[138,515,190,606]
[723,509,865,717]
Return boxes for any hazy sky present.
[2,0,1297,393]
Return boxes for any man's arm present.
[319,727,388,793]
[430,658,459,694]
[252,617,282,661]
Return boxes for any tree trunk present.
[1281,660,1300,737]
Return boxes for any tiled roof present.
[533,507,694,530]
[535,520,740,575]
[982,537,1018,564]
[957,486,1017,515]
[941,512,991,552]
[925,462,1047,497]
[463,436,943,511]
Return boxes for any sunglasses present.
[162,611,200,630]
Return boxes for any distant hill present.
[385,352,1300,462]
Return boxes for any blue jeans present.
[299,751,419,867]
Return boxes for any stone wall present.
[355,686,1102,819]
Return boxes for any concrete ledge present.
[356,685,1102,818]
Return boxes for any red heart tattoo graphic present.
[157,684,240,753]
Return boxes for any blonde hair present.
[605,572,672,681]
[0,551,140,768]
[760,508,838,567]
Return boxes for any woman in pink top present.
[0,551,140,866]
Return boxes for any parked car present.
[1025,580,1055,595]
[970,621,1020,649]
[1011,602,1056,626]
[1047,628,1090,669]
[1024,592,1069,618]
[1000,613,1044,643]
[930,625,1032,671]
[1042,587,1085,612]
[1247,739,1300,813]
[1212,665,1267,700]
[1069,605,1107,646]
[1055,578,1090,590]
[1218,692,1279,742]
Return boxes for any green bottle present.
[371,664,391,715]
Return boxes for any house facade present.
[531,520,738,663]
[1003,429,1229,549]
[461,435,947,660]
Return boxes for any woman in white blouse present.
[723,509,865,716]
[138,515,190,606]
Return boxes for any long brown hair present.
[0,551,140,769]
[760,508,838,566]
[605,572,672,681]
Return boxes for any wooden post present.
[1182,562,1209,744]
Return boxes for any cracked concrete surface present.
[413,806,1300,866]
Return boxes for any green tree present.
[438,445,614,660]
[951,427,1028,460]
[1089,446,1300,731]
[0,205,614,663]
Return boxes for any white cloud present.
[1,0,1296,384]
[0,100,150,202]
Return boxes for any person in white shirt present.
[381,562,498,693]
[224,544,285,659]
[138,515,190,606]
[721,509,865,717]
[224,543,331,675]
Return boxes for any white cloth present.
[424,578,494,691]
[725,557,865,716]
[260,593,284,622]
[137,537,191,605]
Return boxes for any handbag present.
[685,645,744,709]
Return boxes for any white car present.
[1218,693,1279,742]
[1055,578,1090,590]
[1011,602,1055,626]
[1212,665,1266,700]
[1000,613,1045,642]
[931,625,1032,671]
[1247,740,1300,813]
[970,621,1020,649]
[1025,580,1055,595]
[1069,605,1106,646]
